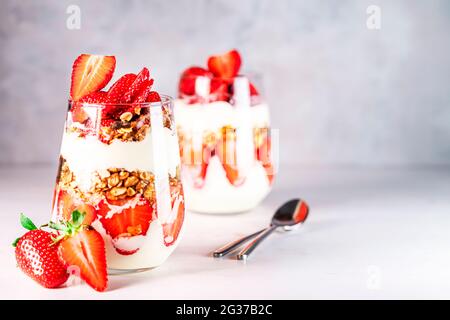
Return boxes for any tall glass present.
[174,74,276,214]
[51,96,185,271]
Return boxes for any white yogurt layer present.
[60,127,180,192]
[92,219,181,270]
[182,156,271,214]
[173,100,270,132]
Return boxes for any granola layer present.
[68,104,174,144]
[57,156,180,207]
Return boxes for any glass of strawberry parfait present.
[174,49,276,214]
[52,54,185,272]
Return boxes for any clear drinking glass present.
[51,96,185,271]
[174,74,276,214]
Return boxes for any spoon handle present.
[237,225,277,260]
[213,228,267,257]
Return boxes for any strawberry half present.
[162,183,185,247]
[13,214,69,289]
[207,49,242,78]
[97,197,154,255]
[70,54,116,101]
[50,211,108,292]
[178,66,213,97]
[54,190,96,225]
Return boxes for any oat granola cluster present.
[68,105,174,144]
[57,157,180,206]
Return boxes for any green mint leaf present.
[12,237,20,247]
[20,213,37,231]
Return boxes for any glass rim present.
[179,70,262,82]
[67,94,173,108]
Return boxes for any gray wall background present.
[0,0,449,167]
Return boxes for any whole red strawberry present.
[13,214,69,288]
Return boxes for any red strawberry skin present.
[54,190,97,225]
[106,73,137,103]
[123,67,151,102]
[70,54,116,101]
[58,228,107,292]
[133,79,154,103]
[146,91,161,102]
[162,184,185,246]
[207,49,242,78]
[15,230,69,288]
[79,91,108,103]
[97,197,154,255]
[178,66,213,96]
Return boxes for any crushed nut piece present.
[120,112,133,122]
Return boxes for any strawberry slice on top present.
[207,49,242,79]
[70,54,116,101]
[106,73,137,103]
[147,91,161,102]
[178,66,213,97]
[123,67,151,103]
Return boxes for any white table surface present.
[1,164,450,300]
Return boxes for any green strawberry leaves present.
[12,213,38,247]
[13,211,88,248]
[20,213,37,231]
[49,210,87,244]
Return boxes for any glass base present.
[188,208,252,215]
[108,266,157,275]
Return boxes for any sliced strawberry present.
[56,190,96,225]
[58,227,107,292]
[210,78,230,102]
[207,49,242,78]
[133,79,154,103]
[71,92,107,124]
[97,197,154,255]
[263,163,275,185]
[106,73,137,103]
[178,66,213,97]
[183,141,212,188]
[256,130,275,185]
[249,82,259,96]
[162,183,185,246]
[216,127,245,186]
[124,67,151,102]
[146,91,161,102]
[79,91,108,103]
[70,54,116,101]
[70,104,90,124]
